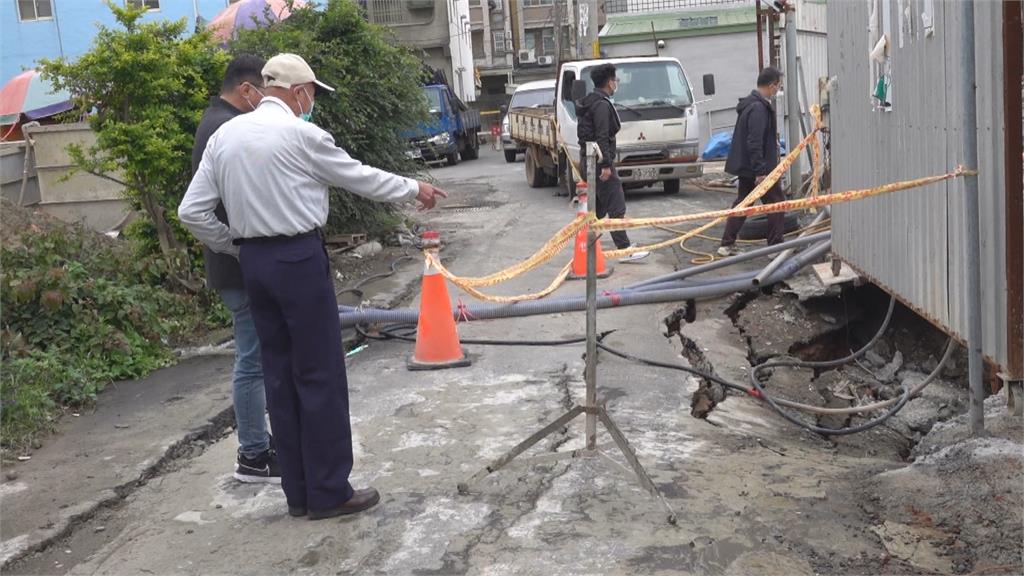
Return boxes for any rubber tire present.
[461,133,479,161]
[737,212,802,240]
[525,147,545,188]
[446,144,459,166]
[663,179,681,195]
[558,154,576,198]
[504,149,517,163]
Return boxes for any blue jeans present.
[218,288,270,459]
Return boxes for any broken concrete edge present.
[0,405,237,570]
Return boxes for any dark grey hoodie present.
[724,90,779,178]
[576,89,621,169]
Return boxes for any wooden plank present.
[324,233,367,247]
[812,261,861,287]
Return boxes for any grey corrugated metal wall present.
[828,0,1009,371]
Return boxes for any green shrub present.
[0,224,220,450]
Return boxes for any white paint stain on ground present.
[382,497,491,573]
[450,372,540,389]
[0,534,29,565]
[477,385,548,407]
[173,510,214,525]
[394,429,452,451]
[0,481,28,499]
[209,475,286,519]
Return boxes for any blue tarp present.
[701,132,731,160]
[702,132,788,161]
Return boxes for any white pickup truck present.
[508,56,709,196]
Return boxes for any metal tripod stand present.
[456,144,677,524]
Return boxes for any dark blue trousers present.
[238,234,354,512]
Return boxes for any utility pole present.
[553,0,562,62]
[783,1,800,197]
[579,0,599,59]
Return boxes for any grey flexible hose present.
[338,241,832,327]
[625,230,832,290]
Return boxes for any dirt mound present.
[863,396,1024,574]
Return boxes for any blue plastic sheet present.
[701,131,731,160]
[701,133,788,160]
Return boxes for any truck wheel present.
[557,154,575,197]
[663,179,681,195]
[525,148,545,188]
[461,133,479,161]
[504,149,517,163]
[446,143,460,166]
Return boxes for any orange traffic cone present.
[408,231,472,371]
[568,187,613,280]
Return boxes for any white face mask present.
[242,83,265,111]
[297,87,314,122]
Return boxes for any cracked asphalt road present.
[9,149,919,576]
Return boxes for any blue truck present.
[406,84,481,166]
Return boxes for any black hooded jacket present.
[576,89,621,170]
[724,90,779,178]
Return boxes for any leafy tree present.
[39,3,227,288]
[230,0,429,235]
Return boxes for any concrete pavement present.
[7,148,926,575]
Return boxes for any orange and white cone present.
[568,187,613,280]
[408,231,472,371]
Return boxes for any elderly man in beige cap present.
[180,53,447,520]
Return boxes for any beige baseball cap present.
[261,53,335,94]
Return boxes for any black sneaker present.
[234,449,282,484]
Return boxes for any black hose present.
[336,254,415,298]
[356,294,952,437]
[594,341,750,393]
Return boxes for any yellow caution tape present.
[425,101,975,303]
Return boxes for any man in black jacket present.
[577,63,649,261]
[190,54,280,483]
[718,66,786,256]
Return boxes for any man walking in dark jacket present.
[190,54,280,483]
[718,66,786,256]
[577,63,649,261]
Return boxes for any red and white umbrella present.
[0,69,72,126]
[207,0,306,43]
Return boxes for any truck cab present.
[558,57,703,194]
[406,84,481,166]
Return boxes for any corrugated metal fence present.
[827,0,1015,375]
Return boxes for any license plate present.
[636,167,657,180]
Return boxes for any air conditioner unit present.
[518,49,536,64]
[537,55,554,66]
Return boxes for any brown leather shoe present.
[307,488,380,520]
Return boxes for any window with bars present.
[522,0,553,6]
[17,0,53,21]
[126,0,161,11]
[606,0,751,15]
